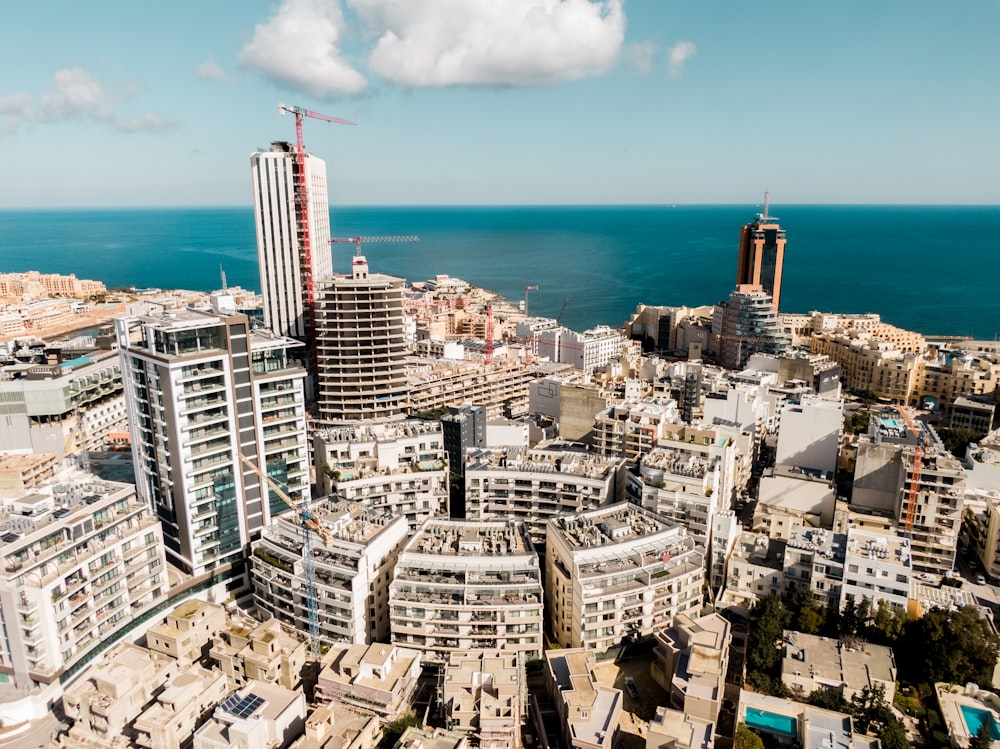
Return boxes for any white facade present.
[536,325,623,375]
[546,503,705,653]
[251,143,332,341]
[116,309,309,576]
[841,527,912,612]
[775,395,843,474]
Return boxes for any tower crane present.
[238,451,332,659]
[277,103,355,364]
[895,406,926,532]
[330,235,420,267]
[485,302,495,365]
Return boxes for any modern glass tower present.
[735,193,787,311]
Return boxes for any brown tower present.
[735,192,786,310]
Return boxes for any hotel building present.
[735,200,787,311]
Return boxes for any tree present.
[851,684,894,735]
[878,717,910,749]
[747,594,790,676]
[937,426,985,458]
[870,599,906,645]
[791,589,825,635]
[735,724,765,749]
[969,721,993,749]
[901,606,1000,687]
[807,689,850,713]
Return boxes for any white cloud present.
[195,57,236,83]
[667,40,696,79]
[350,0,625,87]
[239,0,367,98]
[0,67,173,134]
[624,41,658,76]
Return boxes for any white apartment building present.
[546,503,704,653]
[841,528,912,612]
[626,435,738,548]
[774,395,843,474]
[652,612,731,726]
[544,649,622,749]
[314,256,409,422]
[0,479,166,697]
[313,420,448,530]
[193,679,306,749]
[390,518,544,664]
[536,325,623,374]
[251,499,409,646]
[464,446,626,548]
[116,308,309,577]
[251,141,333,342]
[592,398,678,464]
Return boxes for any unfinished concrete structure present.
[314,642,421,722]
[438,649,525,749]
[544,649,622,749]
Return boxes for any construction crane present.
[238,452,331,658]
[485,302,495,365]
[524,285,538,315]
[278,103,356,364]
[556,297,570,325]
[330,235,420,266]
[895,406,926,532]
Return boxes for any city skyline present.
[1,1,998,208]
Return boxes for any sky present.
[1,0,998,208]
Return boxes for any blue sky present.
[2,0,998,207]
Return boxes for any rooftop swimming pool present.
[744,708,798,737]
[961,705,1000,740]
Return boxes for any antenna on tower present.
[220,263,228,291]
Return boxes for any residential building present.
[116,307,309,577]
[251,498,409,647]
[289,703,380,749]
[0,270,106,299]
[133,665,230,749]
[314,642,421,721]
[145,599,228,663]
[783,525,847,611]
[389,518,543,664]
[774,395,843,474]
[809,332,922,404]
[438,649,525,749]
[592,399,677,464]
[841,528,912,612]
[209,616,308,691]
[0,452,56,498]
[0,479,166,691]
[393,728,469,749]
[546,503,704,653]
[464,446,626,549]
[918,353,1000,411]
[721,533,788,612]
[314,256,408,422]
[752,465,837,540]
[313,420,448,530]
[407,358,536,420]
[536,325,624,374]
[651,612,730,725]
[251,141,333,343]
[738,690,878,749]
[193,679,306,749]
[950,396,996,434]
[644,705,714,749]
[441,404,487,519]
[544,649,622,749]
[712,286,790,370]
[735,199,786,311]
[781,631,897,703]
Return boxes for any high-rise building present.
[441,404,487,518]
[314,255,409,422]
[116,307,309,577]
[735,196,786,310]
[712,286,790,370]
[250,142,333,343]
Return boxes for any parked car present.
[977,574,987,586]
[624,676,640,700]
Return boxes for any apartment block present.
[193,679,306,749]
[390,518,543,664]
[439,649,525,749]
[536,325,624,374]
[592,399,678,464]
[145,599,228,663]
[0,270,106,299]
[251,499,409,647]
[544,649,622,749]
[781,631,896,703]
[0,350,125,456]
[314,642,421,721]
[919,355,1000,410]
[209,617,307,691]
[465,446,626,549]
[783,525,846,611]
[289,703,379,749]
[116,308,309,577]
[738,690,878,749]
[313,420,448,530]
[774,395,843,474]
[0,452,56,498]
[712,286,790,370]
[651,612,730,727]
[841,528,913,612]
[407,358,536,420]
[0,479,166,689]
[546,503,705,653]
[810,332,921,404]
[626,436,737,548]
[721,533,788,611]
[133,665,230,749]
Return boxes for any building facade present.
[735,203,787,311]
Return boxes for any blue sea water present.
[0,205,997,339]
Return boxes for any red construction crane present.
[278,103,355,355]
[896,406,926,531]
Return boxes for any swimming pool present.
[744,708,798,737]
[961,705,1000,740]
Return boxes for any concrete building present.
[441,404,487,519]
[783,525,847,611]
[592,399,678,464]
[251,141,332,343]
[918,354,1000,411]
[651,612,730,726]
[0,478,166,691]
[721,533,788,612]
[116,308,309,577]
[314,255,408,422]
[0,350,125,457]
[210,616,308,691]
[708,511,741,603]
[735,201,786,311]
[712,286,790,370]
[252,499,409,647]
[464,446,626,549]
[408,357,536,421]
[753,466,837,540]
[951,396,996,434]
[644,705,714,749]
[439,649,525,749]
[781,631,897,703]
[61,641,178,746]
[0,452,56,498]
[775,395,843,474]
[738,689,879,749]
[313,420,448,529]
[841,527,912,612]
[133,665,230,749]
[389,518,543,664]
[146,599,228,664]
[535,325,623,375]
[546,503,704,653]
[624,303,715,354]
[193,679,306,749]
[544,649,622,749]
[314,642,421,721]
[393,728,469,749]
[289,703,380,749]
[810,331,922,405]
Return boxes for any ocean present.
[0,205,998,339]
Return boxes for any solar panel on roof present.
[225,693,264,719]
[1,533,19,543]
[83,495,102,505]
[53,508,72,518]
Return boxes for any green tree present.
[747,594,791,675]
[878,717,910,749]
[807,689,850,713]
[844,411,871,435]
[936,426,985,458]
[901,606,1000,687]
[969,721,993,749]
[869,599,906,644]
[791,589,826,635]
[735,724,765,749]
[850,684,894,735]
